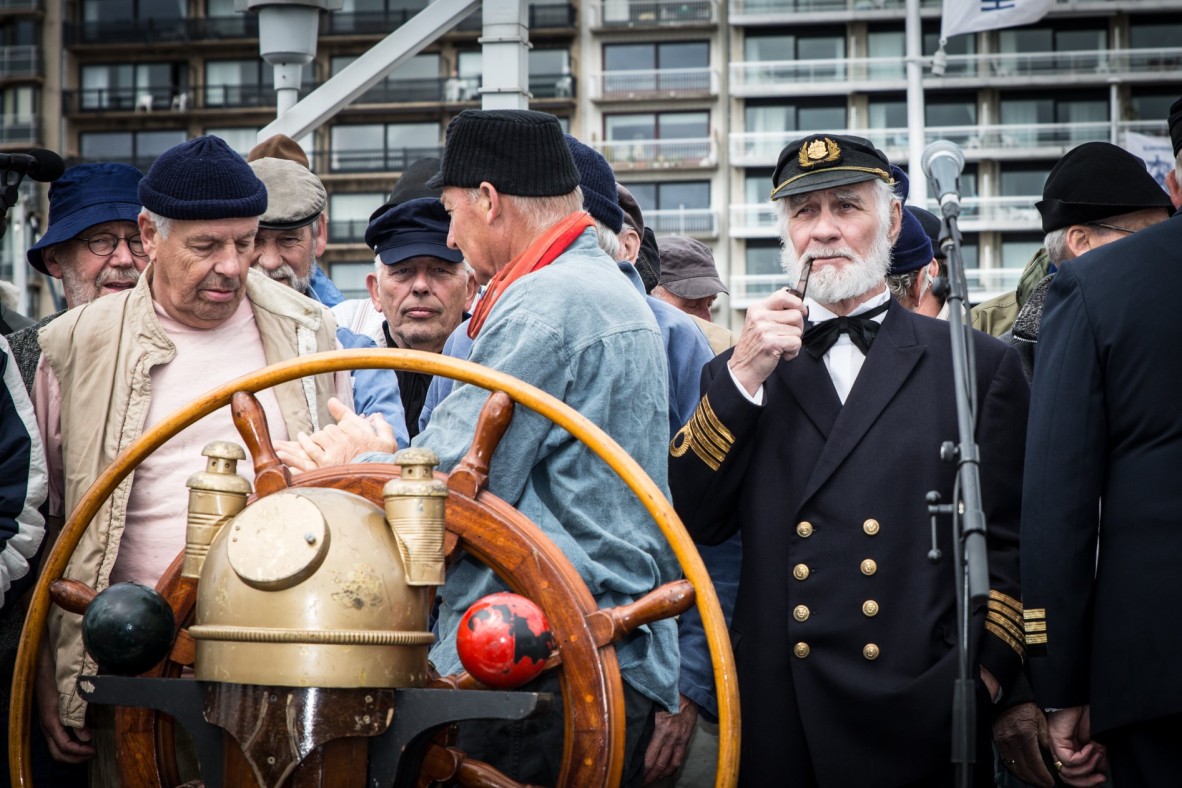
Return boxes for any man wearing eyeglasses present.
[6,163,148,395]
[1003,142,1173,381]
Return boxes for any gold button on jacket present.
[862,600,879,617]
[796,521,814,538]
[793,604,811,622]
[793,642,810,658]
[863,643,880,660]
[860,558,877,576]
[863,518,880,535]
[793,563,810,581]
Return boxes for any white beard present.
[780,225,893,306]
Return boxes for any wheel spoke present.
[230,390,290,497]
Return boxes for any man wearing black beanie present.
[1004,141,1173,380]
[32,135,352,780]
[276,110,679,787]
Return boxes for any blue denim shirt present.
[334,325,410,449]
[360,230,680,711]
[418,262,713,439]
[418,259,736,716]
[304,273,410,448]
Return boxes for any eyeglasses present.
[75,233,148,258]
[1086,222,1135,236]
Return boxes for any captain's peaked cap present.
[771,134,894,200]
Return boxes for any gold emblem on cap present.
[799,137,842,169]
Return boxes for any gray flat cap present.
[249,157,327,230]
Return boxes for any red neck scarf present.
[467,210,594,339]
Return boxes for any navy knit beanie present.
[427,110,579,197]
[890,207,935,275]
[139,135,268,220]
[564,134,624,233]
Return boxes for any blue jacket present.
[361,230,680,710]
[303,273,410,448]
[418,260,736,717]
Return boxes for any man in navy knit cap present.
[276,110,679,787]
[31,135,352,778]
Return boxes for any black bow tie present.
[802,301,890,359]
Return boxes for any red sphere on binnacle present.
[456,592,556,688]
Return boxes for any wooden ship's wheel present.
[8,350,739,788]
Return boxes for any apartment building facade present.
[3,0,1180,326]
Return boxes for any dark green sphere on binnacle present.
[82,583,177,676]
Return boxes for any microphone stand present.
[926,197,990,788]
[0,168,24,242]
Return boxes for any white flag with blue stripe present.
[941,0,1054,39]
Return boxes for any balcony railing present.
[731,122,1126,166]
[330,219,370,245]
[646,208,719,237]
[325,146,444,174]
[591,0,718,28]
[455,3,576,30]
[64,87,187,113]
[730,203,778,237]
[0,0,41,8]
[0,45,38,78]
[324,8,421,34]
[65,16,258,45]
[942,47,1182,81]
[731,47,1182,94]
[590,68,717,101]
[594,137,717,170]
[0,116,37,144]
[729,0,941,18]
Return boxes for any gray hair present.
[886,269,921,306]
[140,208,172,240]
[461,186,586,238]
[593,220,623,260]
[1043,227,1072,266]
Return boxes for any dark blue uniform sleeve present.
[1020,267,1104,709]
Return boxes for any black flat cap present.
[771,134,893,200]
[1036,141,1174,233]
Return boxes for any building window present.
[81,62,185,111]
[744,28,845,62]
[999,165,1051,198]
[621,180,712,235]
[328,261,374,300]
[333,53,442,103]
[746,100,846,134]
[1129,89,1179,123]
[745,239,784,288]
[1130,17,1182,50]
[80,129,187,171]
[867,25,905,79]
[0,87,36,144]
[1000,233,1043,270]
[331,193,385,244]
[605,111,710,166]
[330,122,440,172]
[997,24,1107,54]
[744,168,775,204]
[0,17,37,46]
[603,41,709,96]
[83,0,187,21]
[926,93,977,128]
[205,128,260,156]
[999,91,1107,145]
[449,50,572,101]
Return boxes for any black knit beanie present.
[564,134,624,233]
[139,135,268,220]
[427,110,579,197]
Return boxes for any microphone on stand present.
[0,149,66,183]
[1,148,65,243]
[921,140,965,215]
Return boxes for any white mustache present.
[800,247,860,265]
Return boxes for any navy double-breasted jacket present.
[669,300,1029,786]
